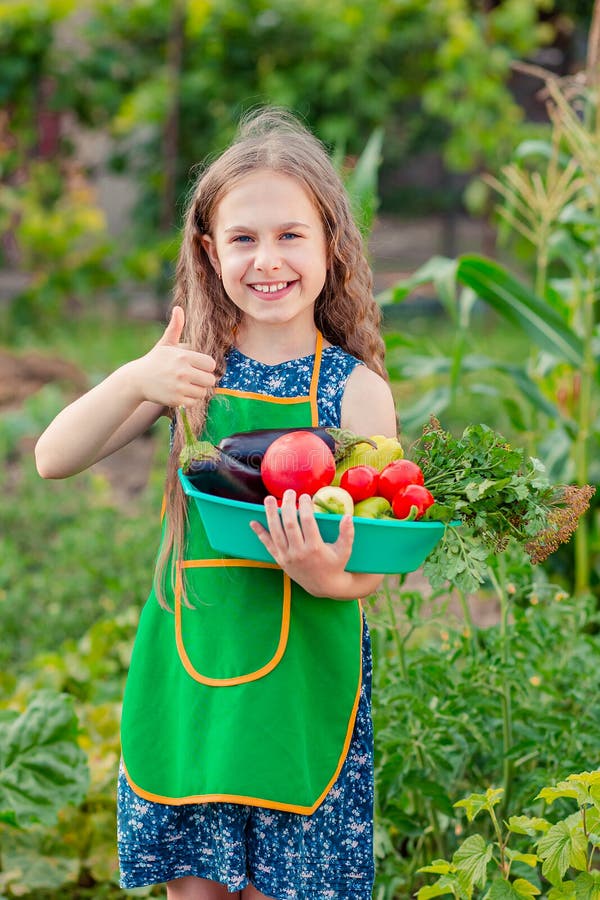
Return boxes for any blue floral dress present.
[117,346,375,899]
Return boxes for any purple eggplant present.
[185,445,268,503]
[178,408,268,504]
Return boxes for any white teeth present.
[253,282,288,293]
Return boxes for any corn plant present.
[386,6,600,595]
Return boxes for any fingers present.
[253,492,326,559]
[159,305,185,346]
[334,513,355,564]
[189,351,217,374]
[250,492,301,559]
[250,492,356,598]
[264,492,295,553]
[148,306,217,406]
[296,493,321,541]
[158,308,217,374]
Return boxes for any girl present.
[35,108,397,900]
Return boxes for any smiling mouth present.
[249,281,293,294]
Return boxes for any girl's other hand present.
[132,306,217,408]
[250,490,357,598]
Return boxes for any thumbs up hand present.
[132,306,217,407]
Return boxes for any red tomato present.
[261,431,336,498]
[378,459,425,502]
[339,465,379,502]
[392,484,435,520]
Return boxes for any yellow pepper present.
[333,434,404,485]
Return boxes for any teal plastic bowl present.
[179,469,450,574]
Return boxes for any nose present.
[254,240,282,273]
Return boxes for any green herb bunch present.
[410,418,595,593]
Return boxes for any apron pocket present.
[175,559,291,685]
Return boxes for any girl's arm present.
[340,364,398,438]
[35,306,216,479]
[251,365,398,599]
[35,371,166,479]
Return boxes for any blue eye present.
[233,235,253,243]
[281,232,299,240]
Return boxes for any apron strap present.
[308,330,324,425]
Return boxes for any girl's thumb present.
[159,306,185,345]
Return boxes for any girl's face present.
[201,170,328,333]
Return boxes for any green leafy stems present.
[487,555,515,815]
[416,772,600,898]
[412,419,575,597]
[382,578,446,859]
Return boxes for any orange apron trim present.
[216,389,310,404]
[308,329,323,425]
[215,331,323,419]
[174,561,292,687]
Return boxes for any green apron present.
[121,333,363,814]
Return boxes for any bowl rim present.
[178,469,459,531]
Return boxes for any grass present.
[11,309,164,378]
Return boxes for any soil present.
[2,346,157,503]
[0,348,87,409]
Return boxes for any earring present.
[217,271,222,281]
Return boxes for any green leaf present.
[513,139,572,168]
[537,786,580,805]
[505,848,539,868]
[537,822,571,885]
[512,879,542,898]
[548,883,577,899]
[537,821,587,886]
[453,834,493,891]
[417,877,460,899]
[584,808,600,834]
[455,788,504,822]
[566,771,600,792]
[574,871,600,900]
[0,691,89,827]
[388,256,458,306]
[344,127,384,237]
[487,879,541,899]
[456,255,584,368]
[420,861,456,876]
[558,204,600,227]
[507,816,551,837]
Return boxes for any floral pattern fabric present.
[219,345,363,426]
[118,345,375,898]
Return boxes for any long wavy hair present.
[155,107,388,607]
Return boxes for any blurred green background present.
[1,2,600,898]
